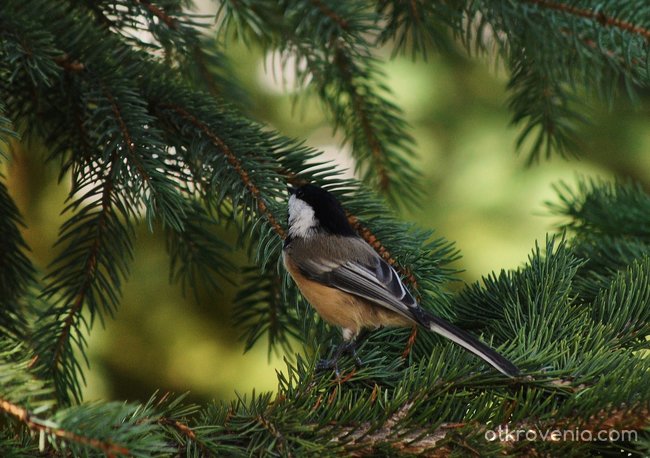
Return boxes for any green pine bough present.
[1,0,649,455]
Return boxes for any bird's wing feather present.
[297,251,418,321]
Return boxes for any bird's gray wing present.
[296,249,418,321]
[290,238,521,377]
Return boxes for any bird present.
[282,183,519,377]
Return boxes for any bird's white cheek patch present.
[288,195,317,238]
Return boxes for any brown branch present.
[329,402,464,456]
[135,0,177,30]
[158,416,214,456]
[53,54,85,73]
[309,0,349,30]
[0,397,130,457]
[401,326,418,359]
[325,403,649,455]
[159,103,287,239]
[525,0,650,40]
[409,0,420,24]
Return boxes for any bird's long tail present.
[414,309,519,377]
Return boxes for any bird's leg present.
[315,343,350,377]
[348,328,370,367]
[316,328,371,376]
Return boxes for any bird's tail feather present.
[415,310,519,377]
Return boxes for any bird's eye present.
[296,189,304,198]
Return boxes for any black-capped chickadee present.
[282,184,519,377]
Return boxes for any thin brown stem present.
[401,326,418,359]
[134,0,177,30]
[0,397,131,457]
[309,0,348,30]
[158,417,213,456]
[53,54,85,72]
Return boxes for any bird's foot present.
[316,341,364,377]
[315,357,340,377]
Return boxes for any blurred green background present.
[3,19,650,404]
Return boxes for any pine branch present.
[551,178,650,239]
[122,0,250,105]
[234,263,304,355]
[507,61,586,162]
[158,103,287,239]
[98,81,186,231]
[549,178,650,309]
[134,0,178,30]
[219,0,422,205]
[0,390,172,456]
[0,103,18,149]
[571,235,650,300]
[0,353,174,456]
[0,398,132,457]
[38,149,129,403]
[524,0,650,40]
[589,256,650,349]
[0,176,35,335]
[185,344,648,456]
[376,0,461,58]
[466,0,650,161]
[166,202,235,298]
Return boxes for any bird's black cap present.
[292,184,356,236]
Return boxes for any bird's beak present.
[287,185,296,195]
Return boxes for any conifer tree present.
[1,0,649,455]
